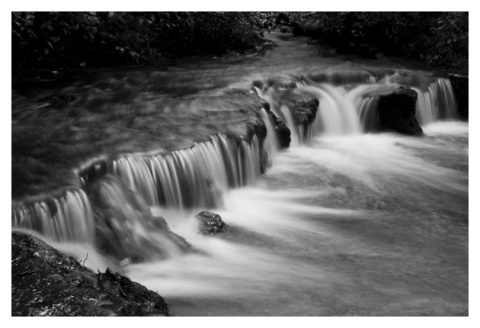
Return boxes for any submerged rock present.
[91,175,191,263]
[377,86,423,136]
[195,211,229,235]
[448,74,468,120]
[12,232,169,316]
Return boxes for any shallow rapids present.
[11,31,468,317]
[123,121,467,316]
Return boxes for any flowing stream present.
[120,120,467,316]
[12,33,468,316]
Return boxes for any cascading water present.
[11,25,468,317]
[297,83,374,136]
[260,108,279,161]
[11,68,466,316]
[414,78,458,125]
[124,75,465,316]
[12,189,94,243]
[358,96,380,131]
[11,75,462,248]
[112,134,261,210]
[11,133,263,256]
[279,105,301,145]
[126,121,467,316]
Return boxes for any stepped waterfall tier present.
[12,32,468,317]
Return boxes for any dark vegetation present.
[295,12,468,69]
[12,12,467,80]
[12,12,278,80]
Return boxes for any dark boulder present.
[260,148,269,174]
[268,111,291,148]
[246,114,267,145]
[12,232,169,316]
[195,211,229,235]
[377,86,423,136]
[290,98,319,137]
[448,74,468,120]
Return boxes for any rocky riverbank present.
[12,232,170,316]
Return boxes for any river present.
[12,32,468,316]
[122,121,468,316]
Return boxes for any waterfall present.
[414,78,458,125]
[12,190,94,243]
[298,84,363,136]
[11,74,462,259]
[279,105,301,145]
[358,96,379,132]
[260,108,279,162]
[113,134,261,209]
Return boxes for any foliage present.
[12,12,270,76]
[297,12,468,69]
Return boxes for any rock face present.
[195,211,229,235]
[279,91,319,138]
[12,232,169,316]
[290,98,319,137]
[246,114,268,144]
[448,74,468,120]
[377,86,423,136]
[268,111,291,148]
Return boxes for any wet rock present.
[448,74,468,120]
[260,148,269,174]
[280,91,319,138]
[195,211,229,235]
[12,232,169,316]
[290,98,319,137]
[246,114,267,144]
[77,159,109,191]
[268,111,291,148]
[91,175,191,263]
[377,86,423,136]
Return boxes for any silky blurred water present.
[124,121,468,316]
[12,31,468,316]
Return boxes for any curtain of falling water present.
[112,134,261,209]
[414,78,458,125]
[12,190,95,243]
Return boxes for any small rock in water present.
[195,211,229,235]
